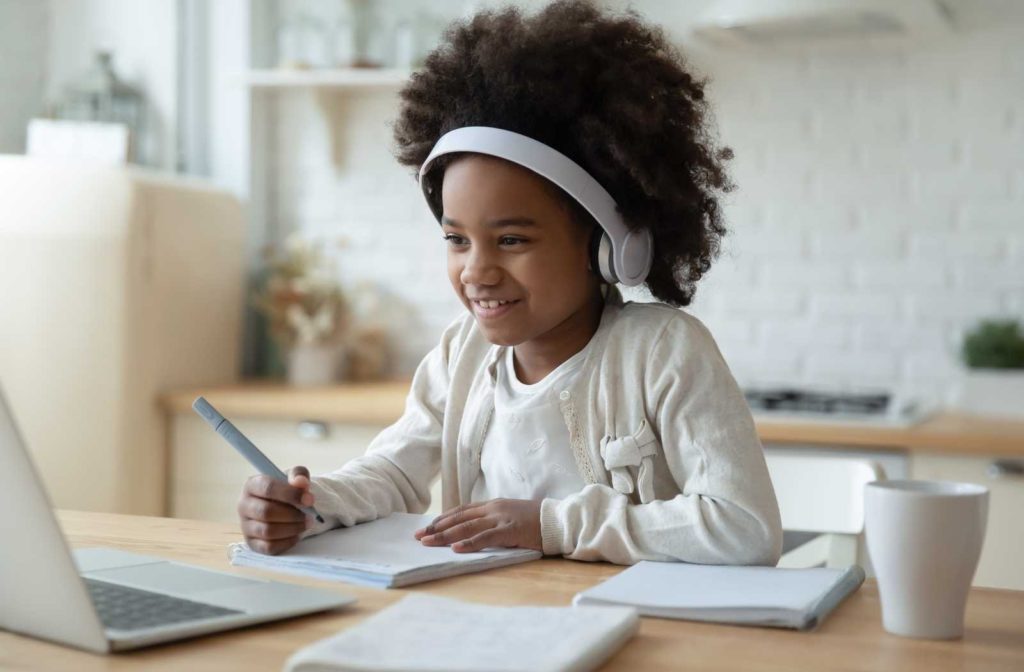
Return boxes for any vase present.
[948,369,1024,420]
[286,343,345,387]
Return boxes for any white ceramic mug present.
[865,480,989,639]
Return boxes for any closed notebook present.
[573,561,865,630]
[283,594,639,672]
[228,512,541,589]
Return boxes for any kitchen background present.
[1,0,1023,589]
[2,0,1022,398]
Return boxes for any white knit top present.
[307,287,783,566]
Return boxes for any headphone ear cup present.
[591,229,618,285]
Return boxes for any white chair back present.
[766,454,885,534]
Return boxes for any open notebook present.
[229,513,541,588]
[573,561,865,630]
[283,594,639,672]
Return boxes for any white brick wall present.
[0,0,48,153]
[686,21,1024,399]
[268,4,1024,400]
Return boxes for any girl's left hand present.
[414,498,543,553]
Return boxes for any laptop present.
[0,386,355,653]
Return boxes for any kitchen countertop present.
[161,381,1024,458]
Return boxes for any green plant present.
[961,319,1024,369]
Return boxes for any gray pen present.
[192,396,325,524]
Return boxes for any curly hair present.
[392,0,734,307]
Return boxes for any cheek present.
[549,253,595,311]
[447,255,463,294]
[523,246,588,291]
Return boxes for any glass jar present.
[56,50,144,161]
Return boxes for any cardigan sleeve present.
[539,315,783,566]
[305,321,459,534]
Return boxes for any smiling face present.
[439,154,603,360]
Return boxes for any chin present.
[477,327,522,347]
[470,319,526,347]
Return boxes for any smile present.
[471,299,520,319]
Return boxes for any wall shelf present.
[242,68,413,89]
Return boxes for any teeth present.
[476,299,513,309]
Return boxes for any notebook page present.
[242,513,535,575]
[580,561,845,611]
[286,594,638,672]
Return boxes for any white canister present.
[287,343,346,387]
[865,480,988,639]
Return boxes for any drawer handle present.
[987,460,1024,479]
[296,421,330,441]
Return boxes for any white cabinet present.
[0,157,245,515]
[910,453,1024,590]
[169,414,443,523]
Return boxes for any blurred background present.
[0,1,1022,588]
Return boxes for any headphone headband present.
[418,126,652,286]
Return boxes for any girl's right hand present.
[237,465,315,555]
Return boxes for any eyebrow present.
[440,216,537,229]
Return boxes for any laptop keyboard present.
[84,578,243,631]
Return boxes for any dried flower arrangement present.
[252,234,350,350]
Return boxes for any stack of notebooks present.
[573,560,865,631]
[228,512,541,588]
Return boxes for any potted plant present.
[253,235,350,386]
[950,319,1024,419]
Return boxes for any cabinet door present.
[911,454,1024,590]
[170,415,443,523]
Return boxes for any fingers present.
[240,514,309,556]
[414,502,486,539]
[289,465,311,489]
[245,536,302,556]
[289,466,316,507]
[419,516,494,547]
[238,492,307,523]
[238,467,315,556]
[451,525,509,553]
[240,518,308,541]
[244,474,310,509]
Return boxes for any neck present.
[512,287,605,385]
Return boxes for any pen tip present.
[316,515,325,524]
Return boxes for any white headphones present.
[418,126,654,287]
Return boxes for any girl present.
[238,0,782,566]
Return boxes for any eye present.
[499,236,527,246]
[443,233,468,247]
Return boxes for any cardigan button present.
[559,390,570,401]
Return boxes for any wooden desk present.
[3,512,1022,672]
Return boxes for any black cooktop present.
[743,388,891,415]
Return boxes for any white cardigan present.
[308,288,783,566]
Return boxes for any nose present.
[459,245,502,287]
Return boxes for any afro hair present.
[392,0,735,307]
